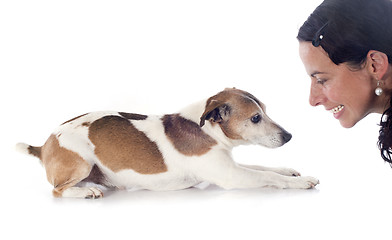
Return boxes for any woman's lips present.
[329,104,345,119]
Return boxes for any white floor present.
[2,0,392,239]
[4,121,392,240]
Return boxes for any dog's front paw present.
[275,167,301,177]
[287,176,319,189]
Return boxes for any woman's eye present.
[251,114,261,124]
[317,78,327,85]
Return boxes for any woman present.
[297,0,392,165]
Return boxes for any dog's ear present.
[200,99,231,127]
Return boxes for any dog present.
[16,88,319,198]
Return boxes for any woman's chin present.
[338,117,358,129]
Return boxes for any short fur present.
[16,88,319,198]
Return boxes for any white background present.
[2,0,392,239]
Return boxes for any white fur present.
[15,143,30,155]
[62,187,103,199]
[54,111,117,165]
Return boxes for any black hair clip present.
[312,22,328,47]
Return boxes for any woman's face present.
[299,42,379,128]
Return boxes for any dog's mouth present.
[329,104,345,114]
[252,132,292,148]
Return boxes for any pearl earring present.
[375,80,383,96]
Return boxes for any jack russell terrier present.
[16,88,319,198]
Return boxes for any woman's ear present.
[367,50,389,79]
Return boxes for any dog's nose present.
[282,132,292,143]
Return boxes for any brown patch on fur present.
[81,122,90,127]
[119,112,148,120]
[220,121,243,140]
[40,135,92,197]
[89,116,167,174]
[162,114,217,156]
[200,88,263,140]
[61,113,88,125]
[28,146,42,159]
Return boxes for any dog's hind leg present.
[58,185,103,199]
[41,135,103,199]
[50,168,104,199]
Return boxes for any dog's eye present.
[251,114,261,124]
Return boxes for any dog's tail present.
[15,143,42,160]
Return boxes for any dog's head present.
[200,88,291,148]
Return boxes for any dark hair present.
[379,98,392,167]
[297,0,392,166]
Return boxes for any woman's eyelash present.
[317,79,327,84]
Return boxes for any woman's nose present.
[309,84,325,107]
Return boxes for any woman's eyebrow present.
[310,71,327,77]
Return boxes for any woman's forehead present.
[299,42,335,75]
